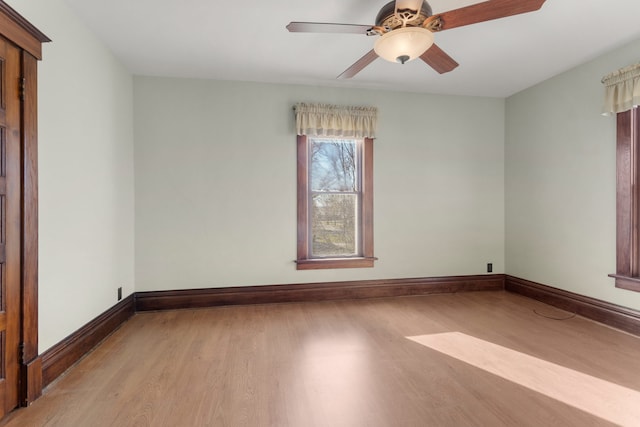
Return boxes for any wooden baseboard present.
[34,274,640,396]
[505,275,640,336]
[40,294,135,387]
[36,276,501,390]
[135,274,506,311]
[38,275,502,389]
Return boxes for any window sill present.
[296,257,377,270]
[608,274,640,292]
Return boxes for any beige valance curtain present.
[602,63,640,115]
[294,103,378,138]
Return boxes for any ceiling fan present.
[286,0,547,79]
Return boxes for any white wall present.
[13,0,638,354]
[134,77,505,291]
[6,0,135,352]
[506,38,640,310]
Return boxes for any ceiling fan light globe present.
[374,27,434,64]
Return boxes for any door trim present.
[20,51,41,405]
[0,3,49,60]
[0,2,50,407]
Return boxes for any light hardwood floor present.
[2,291,640,426]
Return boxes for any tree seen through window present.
[310,139,360,257]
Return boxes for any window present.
[603,63,640,292]
[610,107,640,292]
[293,103,377,270]
[296,135,375,270]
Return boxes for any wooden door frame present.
[20,49,42,405]
[0,1,50,406]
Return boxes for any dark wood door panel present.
[0,2,48,413]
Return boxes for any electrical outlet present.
[117,287,122,301]
[487,263,493,273]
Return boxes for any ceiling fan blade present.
[337,50,379,79]
[286,22,373,35]
[437,0,546,31]
[419,44,459,74]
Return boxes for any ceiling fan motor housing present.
[375,1,433,30]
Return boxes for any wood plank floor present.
[2,291,640,426]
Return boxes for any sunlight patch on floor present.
[408,332,640,427]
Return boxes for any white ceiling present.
[62,0,640,97]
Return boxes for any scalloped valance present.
[602,63,640,115]
[294,103,377,138]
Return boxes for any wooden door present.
[0,35,22,417]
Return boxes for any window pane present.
[310,139,357,192]
[311,193,358,257]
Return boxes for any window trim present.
[296,135,375,270]
[610,107,640,292]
